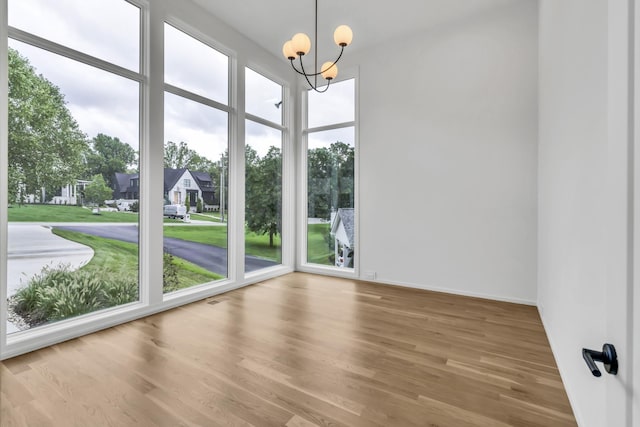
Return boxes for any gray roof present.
[163,168,188,192]
[332,208,355,247]
[112,168,215,197]
[113,172,138,195]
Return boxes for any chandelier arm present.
[289,58,309,76]
[299,55,321,90]
[289,45,345,78]
[311,78,331,93]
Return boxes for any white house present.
[330,208,354,268]
[113,168,215,210]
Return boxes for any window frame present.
[161,18,235,295]
[0,1,295,360]
[297,71,360,278]
[1,0,147,354]
[243,63,294,279]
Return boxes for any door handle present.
[582,343,618,377]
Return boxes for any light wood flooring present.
[1,272,576,426]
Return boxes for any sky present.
[7,0,355,162]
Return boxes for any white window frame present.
[297,70,360,279]
[243,64,293,279]
[0,1,295,360]
[161,18,239,297]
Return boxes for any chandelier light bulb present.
[281,0,351,93]
[333,25,353,46]
[321,62,338,80]
[282,40,296,60]
[291,33,311,55]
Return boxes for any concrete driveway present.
[7,224,94,333]
[5,223,277,333]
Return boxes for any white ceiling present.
[191,0,520,62]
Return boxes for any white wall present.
[538,1,608,426]
[350,1,539,303]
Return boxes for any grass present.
[307,223,333,266]
[8,204,220,224]
[53,229,222,287]
[162,225,281,262]
[11,205,283,262]
[9,204,138,223]
[188,213,221,222]
[11,229,223,328]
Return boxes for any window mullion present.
[8,26,143,83]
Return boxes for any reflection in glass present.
[306,128,355,268]
[245,121,283,273]
[162,94,229,293]
[8,0,140,71]
[164,23,229,105]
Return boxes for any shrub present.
[196,198,203,213]
[130,201,139,213]
[163,252,180,292]
[11,264,138,327]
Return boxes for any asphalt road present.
[54,225,277,275]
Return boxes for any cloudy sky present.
[7,0,355,162]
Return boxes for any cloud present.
[9,39,140,147]
[7,1,306,165]
[308,79,355,128]
[164,23,229,105]
[246,68,283,125]
[8,0,139,71]
[246,120,282,157]
[165,92,228,160]
[308,127,355,150]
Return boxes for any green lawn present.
[162,225,281,262]
[307,223,333,266]
[53,229,222,289]
[188,213,221,222]
[11,205,282,263]
[8,204,221,224]
[9,204,138,222]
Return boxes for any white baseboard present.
[358,276,537,306]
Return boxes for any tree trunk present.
[269,231,274,248]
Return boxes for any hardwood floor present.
[0,273,576,426]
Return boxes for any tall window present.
[244,68,284,273]
[305,79,356,269]
[6,0,142,334]
[162,23,230,293]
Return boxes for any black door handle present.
[582,343,618,377]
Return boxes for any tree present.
[8,48,88,204]
[84,174,113,206]
[307,141,355,219]
[307,147,333,219]
[164,141,215,171]
[85,133,137,187]
[245,145,281,247]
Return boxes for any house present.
[113,172,140,200]
[330,208,354,268]
[163,168,216,208]
[50,180,91,205]
[18,179,91,205]
[113,168,216,209]
[1,1,638,426]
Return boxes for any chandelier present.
[281,0,353,93]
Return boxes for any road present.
[54,225,277,275]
